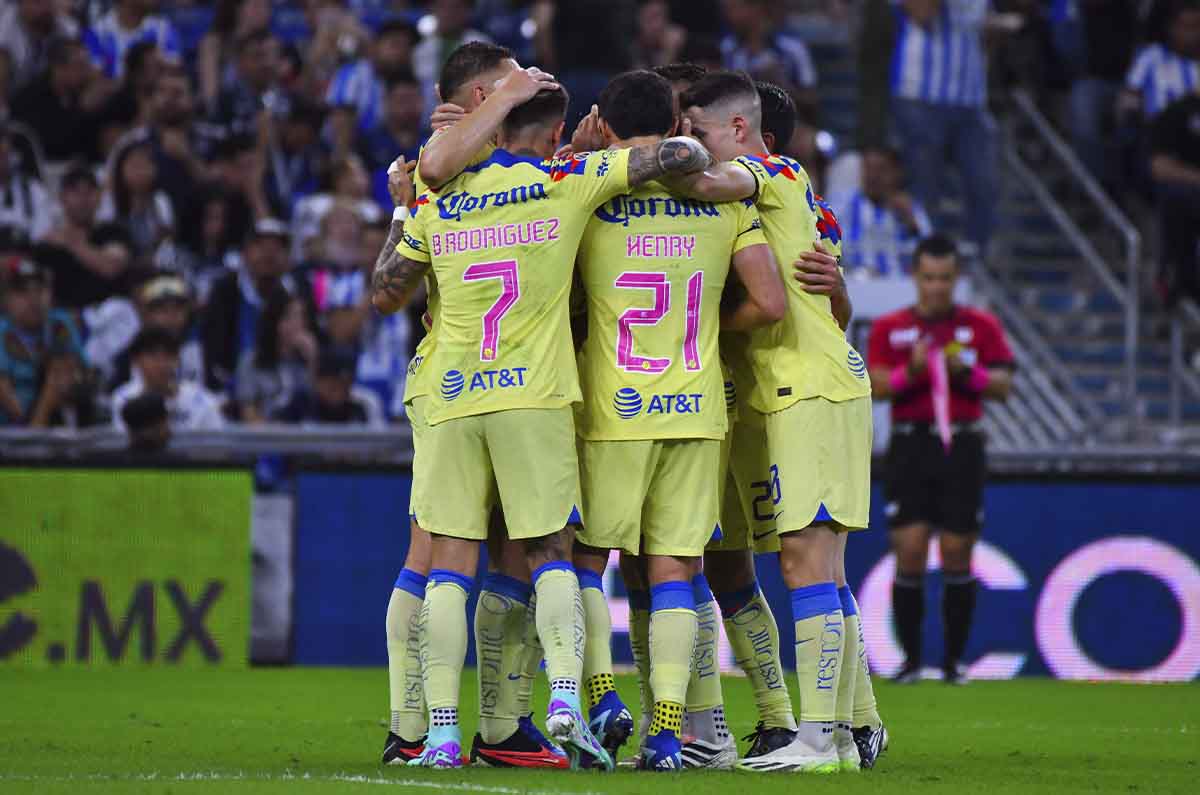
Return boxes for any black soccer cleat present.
[852,724,889,769]
[381,731,424,765]
[943,661,969,686]
[742,721,798,758]
[892,661,922,684]
[469,717,569,768]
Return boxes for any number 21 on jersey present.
[615,271,703,374]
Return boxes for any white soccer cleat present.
[736,722,839,774]
[680,733,737,769]
[834,723,862,772]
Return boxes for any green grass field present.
[1,668,1197,794]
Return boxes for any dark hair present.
[651,62,707,87]
[122,392,168,430]
[679,34,723,66]
[212,0,242,36]
[254,286,306,370]
[679,70,758,114]
[236,28,272,55]
[47,35,83,66]
[128,326,181,359]
[502,87,570,136]
[60,162,98,190]
[438,42,514,104]
[285,94,326,129]
[123,40,158,80]
[213,133,255,161]
[598,70,674,139]
[111,140,155,216]
[756,81,796,153]
[861,143,901,163]
[913,234,960,268]
[378,18,418,41]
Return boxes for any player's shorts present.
[766,396,872,534]
[407,395,430,521]
[884,423,985,535]
[413,406,582,541]
[578,438,721,557]
[708,418,780,554]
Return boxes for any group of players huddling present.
[369,40,888,773]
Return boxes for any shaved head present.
[678,70,764,161]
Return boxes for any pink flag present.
[929,346,953,453]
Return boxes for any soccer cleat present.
[943,661,969,686]
[470,716,569,768]
[892,661,922,684]
[742,721,798,758]
[638,729,683,771]
[588,690,634,761]
[546,691,614,771]
[680,734,737,769]
[406,726,463,768]
[381,732,424,765]
[852,724,889,769]
[736,723,839,773]
[834,723,862,772]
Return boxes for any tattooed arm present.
[370,219,429,315]
[626,136,717,187]
[659,159,758,203]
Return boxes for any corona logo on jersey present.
[593,195,720,227]
[442,368,529,401]
[612,387,705,419]
[435,183,548,221]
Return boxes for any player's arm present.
[370,222,428,315]
[416,67,560,189]
[658,160,758,203]
[722,243,786,331]
[626,137,718,187]
[792,242,852,330]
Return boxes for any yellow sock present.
[790,582,843,723]
[531,563,583,685]
[686,575,724,712]
[577,569,615,708]
[386,572,427,740]
[514,595,543,716]
[475,573,533,743]
[627,595,653,719]
[649,699,684,735]
[649,605,697,706]
[835,603,859,726]
[420,571,473,715]
[843,589,882,729]
[722,589,797,730]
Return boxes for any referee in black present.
[866,235,1015,684]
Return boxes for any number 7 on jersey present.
[463,259,519,361]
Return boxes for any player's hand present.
[910,337,930,377]
[387,155,416,207]
[430,102,466,131]
[493,66,560,106]
[679,114,694,139]
[570,105,604,153]
[944,343,970,377]
[793,241,845,297]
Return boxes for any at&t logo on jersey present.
[443,368,530,401]
[847,349,867,379]
[613,387,705,419]
[724,380,737,410]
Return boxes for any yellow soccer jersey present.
[398,147,633,424]
[735,153,871,411]
[401,139,495,404]
[575,182,765,441]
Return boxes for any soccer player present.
[370,69,719,768]
[664,70,875,773]
[378,41,566,769]
[569,69,785,770]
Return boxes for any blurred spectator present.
[632,0,687,69]
[33,164,133,310]
[121,392,170,453]
[890,0,996,253]
[93,40,162,155]
[0,258,86,426]
[666,0,725,36]
[678,35,726,73]
[292,158,380,262]
[0,0,79,93]
[259,94,328,219]
[1122,2,1200,120]
[1052,0,1138,187]
[28,348,97,429]
[299,0,373,93]
[359,74,424,211]
[834,146,933,277]
[414,0,494,121]
[109,275,204,390]
[175,188,245,303]
[11,37,101,163]
[204,134,261,245]
[1150,88,1200,303]
[236,286,318,423]
[112,326,224,431]
[720,0,818,112]
[84,0,181,80]
[97,139,175,268]
[0,124,54,250]
[197,0,273,113]
[533,0,635,127]
[326,19,418,142]
[202,218,299,393]
[211,28,281,140]
[272,346,383,425]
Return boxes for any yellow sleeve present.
[734,156,778,211]
[396,209,431,263]
[731,200,767,255]
[557,147,632,207]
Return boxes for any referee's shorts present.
[883,421,986,535]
